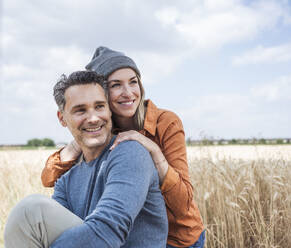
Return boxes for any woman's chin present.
[115,110,136,118]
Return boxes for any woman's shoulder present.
[146,99,181,120]
[157,108,180,121]
[146,100,183,130]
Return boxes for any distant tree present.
[27,138,42,147]
[27,138,55,147]
[251,138,258,144]
[276,139,283,144]
[42,138,55,147]
[259,138,266,144]
[201,138,213,146]
[230,139,237,144]
[186,137,192,146]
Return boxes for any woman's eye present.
[110,83,120,88]
[130,80,138,85]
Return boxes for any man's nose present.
[87,110,100,123]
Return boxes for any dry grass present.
[0,150,54,246]
[1,146,291,247]
[188,145,291,247]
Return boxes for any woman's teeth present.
[120,101,134,105]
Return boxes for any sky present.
[1,0,291,145]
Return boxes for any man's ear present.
[57,111,67,127]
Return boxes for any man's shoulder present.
[107,140,154,171]
[104,140,159,188]
[114,140,147,151]
[110,140,151,161]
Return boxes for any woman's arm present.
[110,131,168,184]
[41,141,81,187]
[157,112,194,218]
[110,112,193,218]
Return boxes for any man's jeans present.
[4,194,83,248]
[166,230,205,248]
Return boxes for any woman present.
[41,46,205,248]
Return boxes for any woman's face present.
[107,68,141,118]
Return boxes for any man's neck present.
[81,135,112,162]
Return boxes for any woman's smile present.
[107,68,141,118]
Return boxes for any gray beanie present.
[85,46,140,79]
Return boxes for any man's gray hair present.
[53,70,105,111]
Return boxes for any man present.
[4,71,168,248]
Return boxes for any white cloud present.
[2,0,291,143]
[2,33,15,47]
[177,93,255,139]
[43,46,90,72]
[251,75,291,101]
[155,7,179,26]
[232,43,291,65]
[2,64,37,80]
[180,94,252,121]
[178,88,291,139]
[155,0,289,50]
[204,0,241,10]
[133,51,186,85]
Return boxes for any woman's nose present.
[121,85,132,97]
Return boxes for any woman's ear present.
[57,111,67,127]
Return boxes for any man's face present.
[58,84,112,153]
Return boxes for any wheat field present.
[1,146,291,247]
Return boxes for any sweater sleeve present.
[41,149,77,187]
[158,112,194,218]
[51,141,157,248]
[51,175,98,248]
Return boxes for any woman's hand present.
[60,140,81,162]
[110,131,169,184]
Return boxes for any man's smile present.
[82,125,104,133]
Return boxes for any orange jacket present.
[41,100,204,247]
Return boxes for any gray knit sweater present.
[51,138,168,248]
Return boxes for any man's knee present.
[4,194,51,235]
[10,194,50,218]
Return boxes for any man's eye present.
[96,104,105,109]
[75,109,85,113]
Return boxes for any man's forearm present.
[50,223,109,248]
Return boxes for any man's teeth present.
[85,127,102,132]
